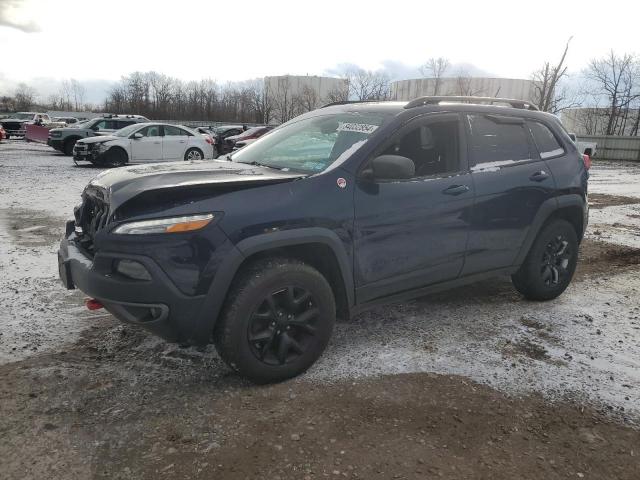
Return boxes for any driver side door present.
[353,113,474,303]
[130,125,163,162]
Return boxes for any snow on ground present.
[1,140,639,423]
[589,161,640,199]
[588,162,640,248]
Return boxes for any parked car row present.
[72,122,215,166]
[192,124,274,157]
[0,111,52,137]
[1,110,274,168]
[48,114,149,155]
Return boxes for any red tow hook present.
[85,298,104,311]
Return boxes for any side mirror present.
[364,155,415,180]
[568,133,577,142]
[132,132,143,139]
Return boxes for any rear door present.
[354,113,474,303]
[130,125,163,162]
[162,125,190,160]
[461,113,556,275]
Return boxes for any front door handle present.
[530,171,549,182]
[442,184,470,196]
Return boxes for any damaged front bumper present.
[57,220,208,343]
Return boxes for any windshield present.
[13,113,34,120]
[114,123,144,137]
[232,112,390,173]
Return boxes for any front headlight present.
[113,214,215,235]
[94,142,108,152]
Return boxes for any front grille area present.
[75,192,109,255]
[2,121,24,133]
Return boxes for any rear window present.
[467,115,531,169]
[528,121,564,159]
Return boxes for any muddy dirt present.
[588,193,640,209]
[2,354,639,480]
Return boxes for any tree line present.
[2,48,639,135]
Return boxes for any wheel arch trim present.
[513,194,586,266]
[191,227,354,345]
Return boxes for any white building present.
[264,75,349,123]
[391,77,539,104]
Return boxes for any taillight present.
[582,154,591,170]
[205,135,214,145]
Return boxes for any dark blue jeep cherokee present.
[58,96,589,382]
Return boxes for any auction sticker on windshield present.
[337,123,379,134]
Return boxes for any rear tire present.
[214,258,335,383]
[512,219,578,301]
[184,148,203,161]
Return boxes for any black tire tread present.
[512,219,578,301]
[214,257,335,383]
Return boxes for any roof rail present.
[404,96,539,111]
[320,100,381,108]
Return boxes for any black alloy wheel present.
[540,235,572,286]
[247,286,319,366]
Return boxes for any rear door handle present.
[530,171,549,182]
[442,184,470,196]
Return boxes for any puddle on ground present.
[2,208,66,247]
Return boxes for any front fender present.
[190,227,354,345]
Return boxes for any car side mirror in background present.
[363,155,415,181]
[132,133,143,139]
[569,133,577,142]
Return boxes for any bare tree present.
[323,87,348,104]
[271,76,300,123]
[247,80,273,124]
[299,85,319,112]
[584,50,640,135]
[69,79,86,111]
[14,83,36,110]
[420,57,450,95]
[344,68,390,101]
[448,68,483,96]
[531,38,578,113]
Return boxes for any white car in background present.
[72,123,215,167]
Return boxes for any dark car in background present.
[225,126,274,151]
[212,124,246,156]
[58,96,589,383]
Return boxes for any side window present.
[528,121,564,159]
[117,120,135,129]
[223,129,242,138]
[467,115,531,169]
[380,119,460,178]
[92,120,108,130]
[164,125,187,136]
[138,125,161,137]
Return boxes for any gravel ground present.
[1,140,640,479]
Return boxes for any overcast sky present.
[1,0,639,103]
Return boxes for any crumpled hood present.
[79,135,118,144]
[87,159,306,211]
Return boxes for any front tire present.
[214,258,336,383]
[512,219,578,301]
[107,148,128,167]
[63,138,78,156]
[184,147,203,161]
